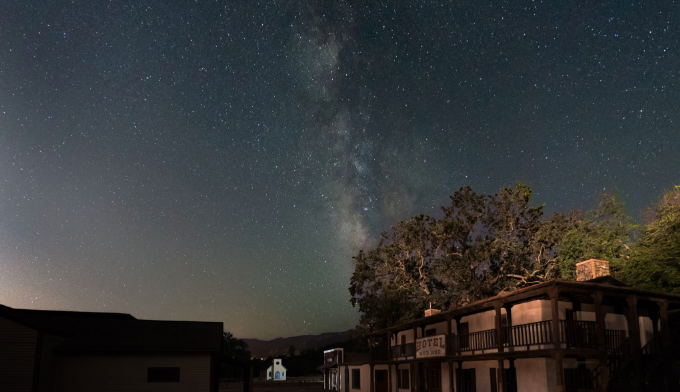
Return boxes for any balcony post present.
[446,315,452,356]
[658,300,671,347]
[657,300,677,391]
[413,326,419,392]
[494,303,507,392]
[503,304,514,352]
[370,363,375,392]
[387,332,392,361]
[494,303,505,354]
[626,296,643,392]
[592,291,609,392]
[550,287,561,349]
[454,316,462,354]
[593,291,606,351]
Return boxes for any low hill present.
[243,330,350,358]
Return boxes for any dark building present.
[0,304,223,391]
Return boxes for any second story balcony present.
[374,320,628,361]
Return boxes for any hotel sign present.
[416,334,446,358]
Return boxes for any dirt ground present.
[219,381,325,392]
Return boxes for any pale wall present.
[56,354,212,392]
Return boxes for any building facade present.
[323,262,680,392]
[0,304,223,392]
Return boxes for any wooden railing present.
[504,320,553,348]
[642,333,661,356]
[391,343,415,359]
[381,321,630,360]
[560,320,598,349]
[605,329,626,353]
[373,344,389,361]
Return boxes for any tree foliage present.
[221,332,251,378]
[555,191,635,280]
[622,186,680,293]
[349,185,577,331]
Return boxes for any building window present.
[147,367,180,382]
[460,368,476,392]
[424,365,440,390]
[425,328,437,337]
[399,369,410,389]
[352,369,361,389]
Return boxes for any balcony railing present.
[391,343,415,358]
[382,321,628,360]
[605,329,626,353]
[505,320,553,349]
[560,320,598,349]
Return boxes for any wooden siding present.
[0,315,38,392]
[56,354,212,392]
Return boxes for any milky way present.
[1,0,678,338]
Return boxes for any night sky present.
[1,0,678,339]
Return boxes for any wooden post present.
[446,316,452,356]
[455,361,462,392]
[497,359,507,392]
[504,304,514,352]
[453,316,462,355]
[592,291,609,391]
[448,359,454,392]
[494,303,507,392]
[387,331,393,361]
[626,296,643,392]
[410,362,416,392]
[658,300,677,392]
[370,363,375,392]
[551,287,561,349]
[388,362,392,392]
[553,353,565,392]
[494,303,505,354]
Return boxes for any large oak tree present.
[349,185,577,331]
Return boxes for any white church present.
[267,358,287,381]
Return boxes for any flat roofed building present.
[0,304,223,392]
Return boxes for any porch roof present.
[367,278,680,337]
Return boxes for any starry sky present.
[1,0,678,339]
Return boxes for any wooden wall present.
[56,354,212,391]
[0,315,38,392]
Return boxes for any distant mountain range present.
[243,330,350,358]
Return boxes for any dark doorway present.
[459,322,470,350]
[422,362,441,392]
[375,370,388,392]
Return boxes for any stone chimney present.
[424,302,441,317]
[576,259,610,281]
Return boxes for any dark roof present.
[0,304,223,354]
[342,352,371,365]
[317,362,338,369]
[585,276,628,286]
[368,277,680,336]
